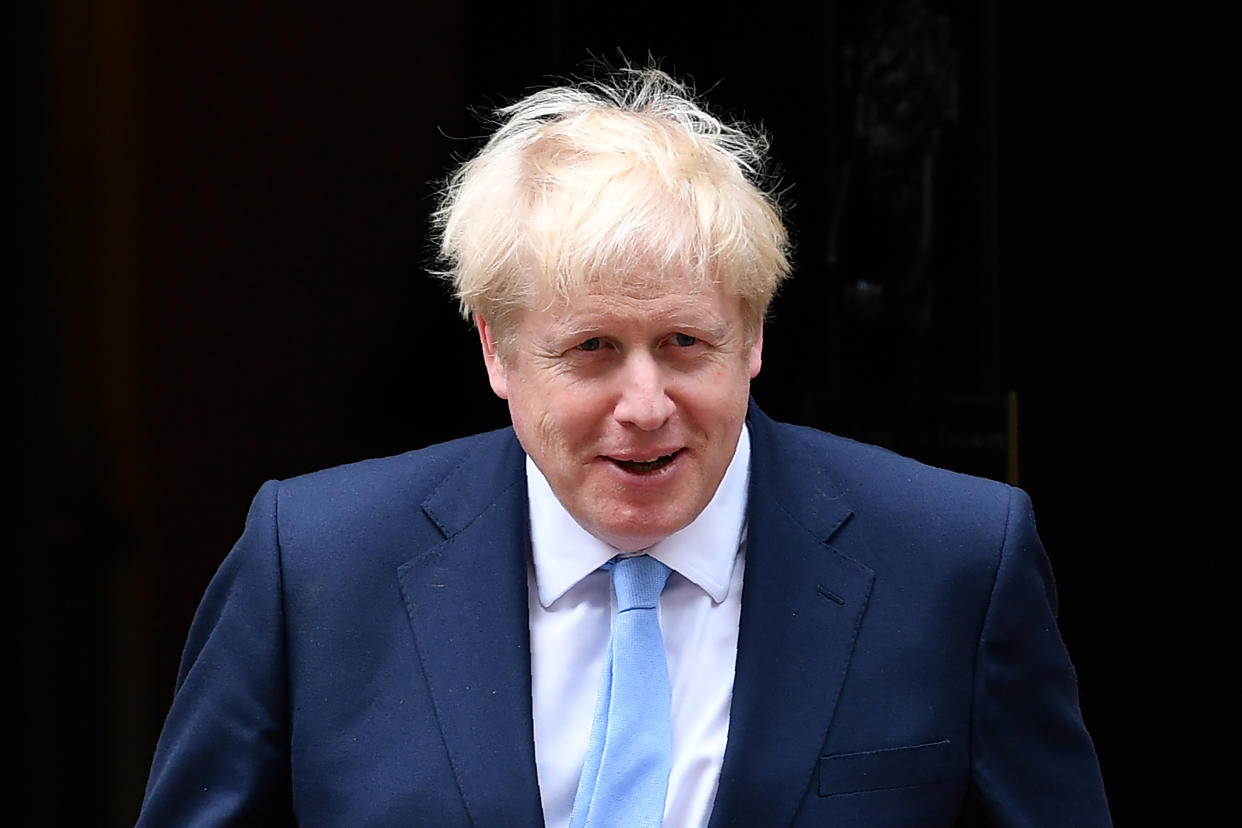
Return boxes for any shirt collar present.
[528,425,751,608]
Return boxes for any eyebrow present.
[548,311,733,342]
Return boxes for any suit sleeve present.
[137,480,296,826]
[969,487,1112,826]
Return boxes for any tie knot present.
[609,555,672,612]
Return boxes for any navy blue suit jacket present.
[138,403,1110,825]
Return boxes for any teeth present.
[614,452,676,472]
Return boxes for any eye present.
[671,333,698,347]
[576,337,602,352]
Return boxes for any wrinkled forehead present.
[492,257,763,349]
[524,261,739,320]
[515,275,746,350]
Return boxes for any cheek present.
[695,359,754,404]
[502,379,547,449]
[684,366,753,438]
[521,378,606,456]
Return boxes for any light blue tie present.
[569,555,673,828]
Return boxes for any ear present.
[747,325,764,379]
[477,316,510,399]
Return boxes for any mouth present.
[607,450,682,474]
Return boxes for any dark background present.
[15,1,1239,824]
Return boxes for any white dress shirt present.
[527,426,750,828]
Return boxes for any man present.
[138,68,1110,826]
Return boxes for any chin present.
[594,513,691,552]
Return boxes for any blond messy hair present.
[433,66,791,346]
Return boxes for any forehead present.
[527,276,743,331]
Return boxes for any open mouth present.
[609,450,681,473]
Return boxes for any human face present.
[478,279,762,552]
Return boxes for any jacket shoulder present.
[263,427,522,565]
[763,416,1014,508]
[278,427,512,508]
[751,410,1027,578]
[286,427,512,492]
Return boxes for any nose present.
[613,351,675,431]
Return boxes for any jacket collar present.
[397,429,545,825]
[709,401,874,827]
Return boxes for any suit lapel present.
[396,430,545,825]
[710,404,875,827]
